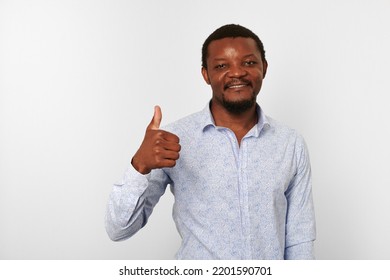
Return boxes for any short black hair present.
[201,24,266,69]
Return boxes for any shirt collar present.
[201,101,271,137]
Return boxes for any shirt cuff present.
[285,241,315,260]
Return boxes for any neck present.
[210,101,258,145]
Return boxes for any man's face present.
[202,37,267,114]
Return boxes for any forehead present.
[207,37,260,59]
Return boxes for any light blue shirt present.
[105,103,316,259]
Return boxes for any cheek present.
[255,77,263,90]
[209,78,225,95]
[252,70,264,83]
[209,80,222,93]
[209,72,226,87]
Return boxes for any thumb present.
[147,105,162,130]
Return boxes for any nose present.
[227,63,247,78]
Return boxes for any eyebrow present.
[212,54,259,61]
[241,54,259,59]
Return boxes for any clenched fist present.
[131,106,181,174]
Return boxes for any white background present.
[1,0,389,259]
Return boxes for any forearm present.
[105,167,150,241]
[284,134,316,259]
[105,166,168,241]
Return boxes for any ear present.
[201,67,211,85]
[262,60,268,78]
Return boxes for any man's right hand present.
[131,106,181,174]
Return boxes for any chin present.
[222,98,256,114]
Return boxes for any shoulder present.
[266,115,301,140]
[162,109,206,137]
[265,115,308,153]
[265,115,311,171]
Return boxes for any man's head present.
[202,24,266,69]
[201,24,268,114]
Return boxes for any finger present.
[160,150,180,161]
[160,141,181,153]
[161,131,180,143]
[152,129,180,143]
[153,134,181,151]
[155,159,178,168]
[153,145,180,161]
[147,105,162,130]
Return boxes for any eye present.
[215,63,227,70]
[244,60,257,66]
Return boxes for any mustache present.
[224,78,252,90]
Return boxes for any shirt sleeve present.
[105,165,171,241]
[284,134,316,259]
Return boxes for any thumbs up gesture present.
[132,106,181,174]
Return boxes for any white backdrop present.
[1,0,389,259]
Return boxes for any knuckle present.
[154,155,162,164]
[173,152,180,160]
[156,131,164,137]
[154,148,162,155]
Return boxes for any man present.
[105,24,316,259]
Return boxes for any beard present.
[219,77,259,114]
[220,92,257,114]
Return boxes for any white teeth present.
[229,84,246,88]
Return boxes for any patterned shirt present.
[105,103,316,259]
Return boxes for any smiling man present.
[105,24,316,259]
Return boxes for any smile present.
[228,84,247,89]
[224,79,252,90]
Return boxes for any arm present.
[105,165,171,241]
[284,135,316,259]
[105,106,180,241]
